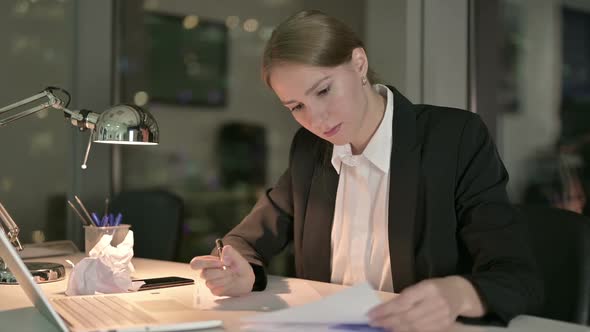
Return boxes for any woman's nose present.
[310,107,328,130]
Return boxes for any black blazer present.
[222,87,543,323]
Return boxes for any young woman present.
[191,10,542,332]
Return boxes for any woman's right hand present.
[190,244,255,297]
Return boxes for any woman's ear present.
[351,47,368,78]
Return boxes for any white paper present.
[19,247,72,259]
[19,240,79,259]
[508,315,590,332]
[241,323,383,332]
[241,282,380,324]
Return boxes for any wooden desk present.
[0,254,586,332]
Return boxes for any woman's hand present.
[190,245,255,297]
[367,276,485,332]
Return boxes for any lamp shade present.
[93,105,159,145]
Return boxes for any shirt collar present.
[331,84,394,173]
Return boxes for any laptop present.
[0,230,223,332]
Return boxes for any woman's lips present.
[324,123,342,137]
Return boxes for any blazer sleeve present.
[454,115,543,323]
[220,130,299,291]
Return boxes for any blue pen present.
[330,324,382,331]
[109,213,114,226]
[91,212,101,226]
[115,213,122,226]
[101,215,108,227]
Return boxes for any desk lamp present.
[0,87,159,284]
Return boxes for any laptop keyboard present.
[52,295,158,329]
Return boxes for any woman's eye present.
[317,86,330,96]
[290,104,304,112]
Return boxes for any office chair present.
[516,204,590,325]
[216,122,267,188]
[110,190,184,261]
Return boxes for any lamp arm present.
[0,88,85,127]
[0,202,22,251]
[1,87,158,172]
[0,87,107,171]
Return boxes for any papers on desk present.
[19,240,79,259]
[241,282,383,331]
[503,315,590,332]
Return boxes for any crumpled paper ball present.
[65,230,139,296]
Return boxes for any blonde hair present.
[262,10,378,86]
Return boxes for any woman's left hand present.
[367,276,485,332]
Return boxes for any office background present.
[1,0,589,274]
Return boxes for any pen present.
[74,195,95,226]
[116,213,122,225]
[91,212,101,226]
[215,238,227,270]
[67,200,90,226]
[104,197,109,218]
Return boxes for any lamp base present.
[0,261,65,284]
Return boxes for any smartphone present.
[134,276,194,291]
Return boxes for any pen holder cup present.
[84,224,131,255]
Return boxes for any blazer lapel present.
[388,87,421,291]
[299,87,421,289]
[301,158,338,282]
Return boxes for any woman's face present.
[268,53,368,146]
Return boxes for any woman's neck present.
[350,85,387,155]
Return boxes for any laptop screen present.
[0,230,68,331]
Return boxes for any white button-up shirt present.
[330,84,394,292]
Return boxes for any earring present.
[361,76,367,86]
